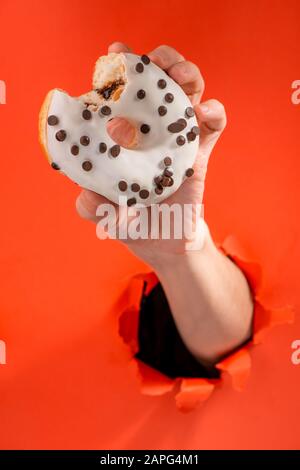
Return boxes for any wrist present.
[150,219,214,274]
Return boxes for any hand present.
[77,43,253,364]
[76,42,227,267]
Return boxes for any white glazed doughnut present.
[39,53,199,206]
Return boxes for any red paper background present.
[0,0,299,449]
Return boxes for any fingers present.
[148,45,185,70]
[108,44,204,103]
[106,44,224,153]
[76,190,113,223]
[167,61,205,102]
[148,45,204,104]
[195,99,227,154]
[108,42,132,53]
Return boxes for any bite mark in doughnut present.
[39,52,199,206]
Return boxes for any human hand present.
[76,42,227,267]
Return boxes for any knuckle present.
[184,61,204,79]
[156,44,185,60]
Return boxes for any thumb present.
[76,190,114,223]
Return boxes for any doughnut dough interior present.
[39,53,200,206]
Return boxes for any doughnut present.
[39,53,199,206]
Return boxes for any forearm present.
[151,228,254,365]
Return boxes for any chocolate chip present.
[51,162,60,170]
[102,89,112,100]
[154,176,163,185]
[48,115,59,126]
[131,183,140,192]
[80,135,90,146]
[141,54,150,65]
[155,186,163,195]
[137,89,146,99]
[135,63,144,73]
[191,126,200,135]
[71,145,79,155]
[110,145,120,157]
[82,161,93,171]
[163,157,172,166]
[140,124,150,134]
[99,142,107,153]
[164,168,173,177]
[168,121,186,133]
[161,176,172,187]
[165,93,174,103]
[127,197,137,207]
[185,107,195,118]
[177,118,187,129]
[118,180,127,191]
[158,79,167,89]
[186,168,194,177]
[55,130,67,142]
[158,106,167,116]
[82,109,92,120]
[167,177,174,187]
[187,131,197,142]
[176,135,186,146]
[139,189,150,199]
[100,106,111,116]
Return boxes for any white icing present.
[46,53,199,206]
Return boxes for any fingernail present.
[76,195,94,221]
[200,104,210,114]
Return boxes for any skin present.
[76,42,253,365]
